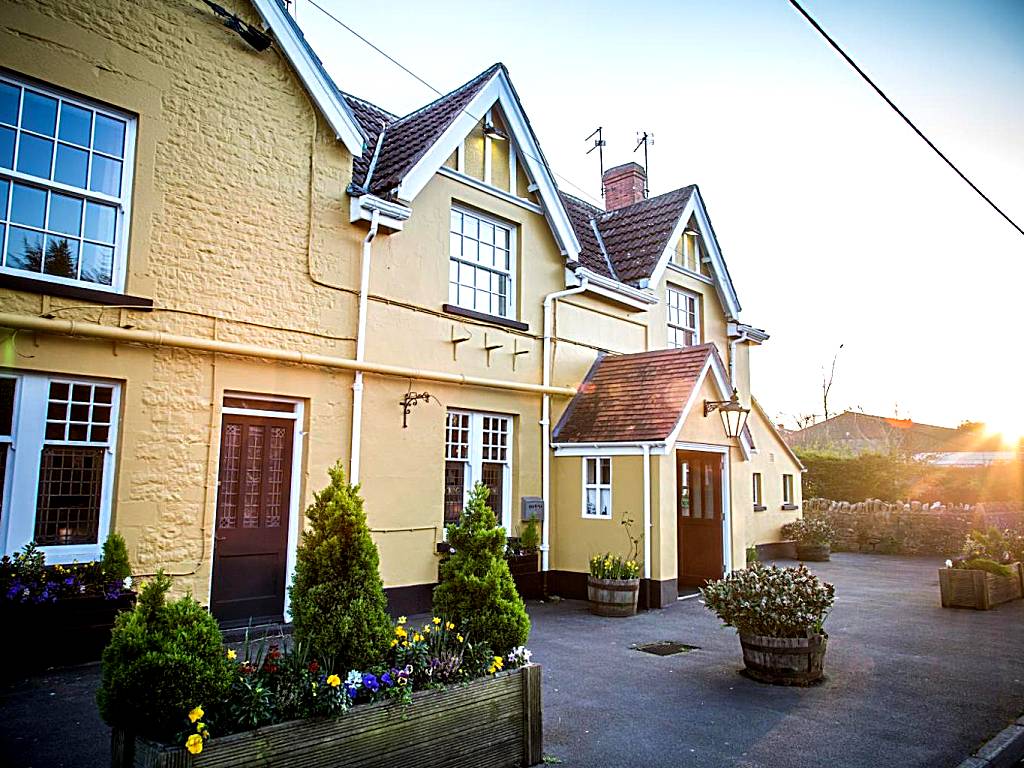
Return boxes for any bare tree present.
[822,343,844,421]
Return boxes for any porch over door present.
[211,414,293,626]
[677,450,724,588]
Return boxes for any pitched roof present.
[346,65,502,196]
[553,344,722,444]
[558,192,616,279]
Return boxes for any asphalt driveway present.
[534,553,1024,768]
[1,554,1021,767]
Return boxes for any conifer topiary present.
[97,572,231,742]
[289,462,392,671]
[433,483,530,656]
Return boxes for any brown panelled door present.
[211,414,293,626]
[677,450,724,588]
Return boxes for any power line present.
[304,0,605,208]
[787,0,1024,239]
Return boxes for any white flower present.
[944,559,953,569]
[123,576,133,589]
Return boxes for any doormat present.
[634,641,699,656]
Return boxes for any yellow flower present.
[326,674,341,687]
[402,640,409,647]
[390,638,398,648]
[457,634,464,642]
[432,617,441,626]
[196,722,207,735]
[413,633,423,642]
[423,626,431,634]
[492,656,504,670]
[445,621,455,630]
[398,615,407,625]
[188,706,204,724]
[226,649,237,660]
[185,734,203,755]
[395,626,407,638]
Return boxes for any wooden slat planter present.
[587,576,639,617]
[939,563,1024,610]
[112,663,542,768]
[795,544,831,562]
[739,633,827,686]
[508,552,544,599]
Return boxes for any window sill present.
[781,504,799,511]
[753,505,767,512]
[581,514,612,520]
[442,303,528,332]
[0,273,154,309]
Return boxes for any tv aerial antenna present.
[585,126,607,197]
[634,131,653,198]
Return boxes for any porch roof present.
[552,344,724,445]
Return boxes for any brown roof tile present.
[553,344,722,444]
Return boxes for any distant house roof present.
[913,451,1018,467]
[552,344,751,460]
[786,411,1010,455]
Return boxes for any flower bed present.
[939,529,1024,610]
[113,663,542,768]
[781,518,836,562]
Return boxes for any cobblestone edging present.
[955,715,1024,768]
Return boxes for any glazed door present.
[211,414,293,625]
[677,451,724,588]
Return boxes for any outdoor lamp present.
[704,388,751,438]
[483,122,508,141]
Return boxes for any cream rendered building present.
[0,0,801,622]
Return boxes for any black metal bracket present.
[399,390,432,428]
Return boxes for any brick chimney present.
[603,162,647,210]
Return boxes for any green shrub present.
[745,545,759,565]
[433,483,530,657]
[954,558,1013,578]
[519,519,540,552]
[101,532,132,583]
[781,517,836,547]
[97,572,231,742]
[700,563,835,638]
[289,462,392,672]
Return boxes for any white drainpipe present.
[642,443,652,581]
[350,208,380,485]
[540,273,589,571]
[727,327,750,391]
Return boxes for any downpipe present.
[350,209,380,485]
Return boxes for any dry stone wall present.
[804,498,1024,556]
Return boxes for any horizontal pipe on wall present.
[0,313,577,397]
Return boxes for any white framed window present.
[0,72,135,292]
[443,409,512,531]
[752,472,763,509]
[782,474,794,506]
[448,207,516,319]
[582,456,612,518]
[0,372,121,563]
[666,286,700,348]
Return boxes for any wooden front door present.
[677,450,724,588]
[211,414,293,625]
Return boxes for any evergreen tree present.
[433,483,530,656]
[289,462,392,671]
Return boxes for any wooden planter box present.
[939,563,1024,610]
[587,576,639,617]
[112,663,543,768]
[507,552,544,599]
[739,633,827,686]
[796,543,831,562]
[0,592,135,675]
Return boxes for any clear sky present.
[295,0,1024,437]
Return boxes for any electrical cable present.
[787,0,1023,238]
[304,0,606,208]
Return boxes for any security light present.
[704,388,751,439]
[483,122,508,141]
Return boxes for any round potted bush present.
[701,563,835,685]
[587,516,642,617]
[782,518,836,562]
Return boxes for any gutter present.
[574,267,658,309]
[540,271,590,572]
[0,313,576,397]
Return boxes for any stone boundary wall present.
[803,499,1024,556]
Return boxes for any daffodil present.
[492,656,504,670]
[413,632,423,642]
[185,734,203,755]
[226,649,237,660]
[423,626,431,634]
[188,706,204,723]
[457,634,464,642]
[398,615,407,625]
[432,617,441,626]
[395,626,407,638]
[390,638,398,648]
[326,674,341,687]
[445,621,455,630]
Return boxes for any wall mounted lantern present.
[704,388,750,439]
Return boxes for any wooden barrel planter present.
[939,563,1024,610]
[587,576,640,617]
[738,633,827,685]
[112,664,543,768]
[796,544,831,562]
